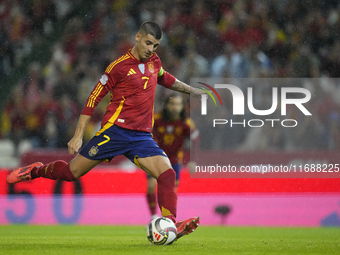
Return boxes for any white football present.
[146,217,177,245]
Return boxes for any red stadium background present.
[1,149,340,195]
[1,150,340,227]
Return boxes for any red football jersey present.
[81,50,176,132]
[153,114,194,164]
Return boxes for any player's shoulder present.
[149,53,162,65]
[104,51,134,74]
[149,52,160,60]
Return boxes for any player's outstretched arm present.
[170,79,205,98]
[67,114,92,155]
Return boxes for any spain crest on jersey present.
[89,146,99,157]
[147,61,155,73]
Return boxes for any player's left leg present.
[146,176,158,219]
[172,163,181,192]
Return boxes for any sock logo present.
[197,82,222,106]
[50,162,55,173]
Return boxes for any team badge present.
[147,61,155,73]
[138,64,145,74]
[89,146,99,157]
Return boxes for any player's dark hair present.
[139,21,162,40]
[162,94,187,122]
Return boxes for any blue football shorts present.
[79,124,167,166]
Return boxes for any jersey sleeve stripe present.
[105,54,130,74]
[87,84,100,107]
[87,84,98,107]
[105,58,120,73]
[91,85,103,107]
[104,55,125,73]
[87,83,103,107]
[127,51,135,59]
[105,62,115,73]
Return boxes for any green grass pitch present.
[0,225,339,254]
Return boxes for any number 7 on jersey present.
[142,77,149,89]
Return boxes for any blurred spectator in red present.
[62,17,89,64]
[221,18,265,52]
[1,86,26,155]
[185,0,212,35]
[17,62,52,105]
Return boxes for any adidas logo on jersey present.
[127,68,136,76]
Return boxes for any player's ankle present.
[31,168,38,179]
[164,215,176,223]
[151,214,159,220]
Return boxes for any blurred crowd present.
[1,0,340,153]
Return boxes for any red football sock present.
[147,193,157,216]
[32,160,76,182]
[157,168,177,223]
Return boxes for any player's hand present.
[191,87,207,99]
[67,136,83,155]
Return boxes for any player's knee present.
[169,168,176,177]
[69,165,82,179]
[70,170,81,179]
[158,168,176,181]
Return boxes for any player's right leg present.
[6,154,102,184]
